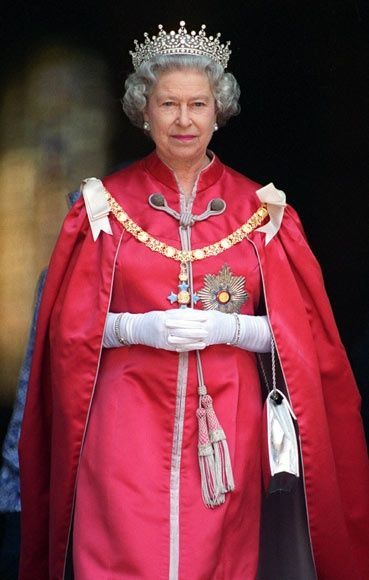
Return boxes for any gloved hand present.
[193,310,271,352]
[167,309,271,352]
[104,309,271,353]
[104,309,208,352]
[187,309,235,345]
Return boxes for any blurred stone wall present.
[0,45,113,403]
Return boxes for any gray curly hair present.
[122,54,240,129]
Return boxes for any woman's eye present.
[162,101,174,107]
[193,102,206,107]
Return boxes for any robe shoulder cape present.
[19,156,369,579]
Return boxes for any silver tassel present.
[196,407,225,507]
[202,394,235,494]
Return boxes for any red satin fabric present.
[19,152,369,579]
[73,161,263,578]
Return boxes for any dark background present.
[1,0,368,438]
[0,2,368,576]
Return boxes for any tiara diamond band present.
[130,20,231,70]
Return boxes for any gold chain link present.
[105,189,268,263]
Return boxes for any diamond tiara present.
[130,20,231,70]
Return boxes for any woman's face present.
[144,68,217,167]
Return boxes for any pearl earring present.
[213,122,219,132]
[143,121,151,131]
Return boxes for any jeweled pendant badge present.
[167,263,200,308]
[197,264,248,313]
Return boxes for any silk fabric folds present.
[19,153,369,579]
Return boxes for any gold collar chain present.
[105,189,268,264]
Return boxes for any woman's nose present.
[176,105,192,127]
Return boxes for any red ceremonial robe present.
[19,152,369,579]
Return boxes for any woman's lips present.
[172,135,196,142]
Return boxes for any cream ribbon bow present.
[81,178,113,241]
[255,183,286,245]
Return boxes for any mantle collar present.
[143,150,224,193]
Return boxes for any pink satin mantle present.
[19,152,369,579]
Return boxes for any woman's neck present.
[156,151,210,198]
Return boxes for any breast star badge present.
[197,264,248,313]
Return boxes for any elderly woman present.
[19,21,369,580]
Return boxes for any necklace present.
[105,188,268,306]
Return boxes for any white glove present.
[103,310,208,352]
[104,309,271,353]
[195,310,271,353]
